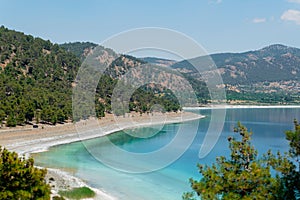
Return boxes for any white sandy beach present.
[0,111,203,200]
[0,111,203,155]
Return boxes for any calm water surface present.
[34,108,300,200]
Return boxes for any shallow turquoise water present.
[33,108,300,199]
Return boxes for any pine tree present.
[278,119,300,199]
[0,110,6,127]
[184,122,281,200]
[6,114,16,127]
[0,147,50,199]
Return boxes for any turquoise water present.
[34,108,300,199]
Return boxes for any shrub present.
[0,147,50,199]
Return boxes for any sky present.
[1,0,300,57]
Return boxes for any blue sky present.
[1,0,300,56]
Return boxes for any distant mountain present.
[172,44,300,84]
[171,44,300,101]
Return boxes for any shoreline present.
[2,105,299,155]
[0,111,204,155]
[45,168,116,200]
[183,104,300,110]
[0,111,203,200]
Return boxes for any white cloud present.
[252,18,266,23]
[287,0,300,4]
[281,9,300,24]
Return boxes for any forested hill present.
[0,27,182,127]
[59,42,209,106]
[60,43,190,118]
[172,44,300,85]
[0,26,80,126]
[171,44,300,103]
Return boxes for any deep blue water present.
[33,108,300,200]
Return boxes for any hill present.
[62,42,210,106]
[0,26,80,126]
[0,28,182,126]
[61,42,300,104]
[172,44,300,84]
[171,44,300,104]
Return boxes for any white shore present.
[1,112,204,155]
[183,104,300,110]
[0,111,203,200]
[45,168,116,200]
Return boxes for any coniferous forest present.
[0,26,181,127]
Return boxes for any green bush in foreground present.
[0,147,50,200]
[277,119,300,199]
[58,186,96,200]
[184,121,298,200]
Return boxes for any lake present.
[33,108,300,200]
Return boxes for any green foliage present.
[226,90,299,105]
[93,74,181,117]
[0,26,79,126]
[286,119,300,160]
[0,110,5,127]
[183,74,209,104]
[186,122,282,200]
[6,114,16,127]
[186,121,300,199]
[276,119,300,199]
[60,42,97,61]
[0,147,50,199]
[58,187,95,200]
